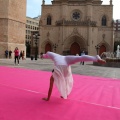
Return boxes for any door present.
[45,43,52,53]
[99,45,106,55]
[70,42,80,55]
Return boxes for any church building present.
[39,0,114,55]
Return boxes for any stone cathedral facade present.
[39,0,114,55]
[0,0,26,58]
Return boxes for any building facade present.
[0,0,26,58]
[114,20,120,41]
[26,16,40,43]
[26,16,40,57]
[39,0,114,55]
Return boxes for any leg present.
[14,56,17,64]
[66,55,106,65]
[42,75,54,101]
[17,56,19,64]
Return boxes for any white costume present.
[43,52,102,99]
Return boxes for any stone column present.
[86,1,93,54]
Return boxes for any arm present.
[42,52,54,59]
[42,52,60,60]
[42,75,54,101]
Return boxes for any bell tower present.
[0,0,26,58]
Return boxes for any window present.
[72,11,80,21]
[47,15,52,25]
[102,15,107,26]
[28,25,30,29]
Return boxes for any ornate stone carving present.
[102,34,105,41]
[47,32,50,37]
[56,19,96,27]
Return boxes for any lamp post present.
[33,33,40,60]
[95,45,100,55]
[26,41,31,57]
[53,43,58,53]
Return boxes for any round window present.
[72,11,80,21]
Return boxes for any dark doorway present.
[70,42,80,55]
[99,45,106,55]
[45,43,52,53]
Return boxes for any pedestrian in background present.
[5,50,8,58]
[9,50,12,59]
[19,51,23,60]
[14,47,19,65]
[22,51,25,60]
[80,51,85,65]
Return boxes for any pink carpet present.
[0,66,120,120]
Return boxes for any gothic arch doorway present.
[70,42,80,55]
[99,45,106,55]
[45,43,52,53]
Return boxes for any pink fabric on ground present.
[0,66,120,120]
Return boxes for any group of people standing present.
[5,50,12,59]
[19,50,25,60]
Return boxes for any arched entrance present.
[70,42,80,55]
[45,43,52,53]
[99,45,106,55]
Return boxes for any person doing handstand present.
[41,52,106,101]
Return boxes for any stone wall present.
[0,0,26,58]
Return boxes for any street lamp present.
[33,33,40,60]
[95,45,100,55]
[26,41,31,57]
[53,43,58,52]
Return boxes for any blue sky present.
[26,0,120,20]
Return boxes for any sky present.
[26,0,120,20]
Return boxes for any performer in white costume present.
[42,52,106,101]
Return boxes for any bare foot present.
[60,96,63,98]
[42,98,49,101]
[98,59,106,64]
[96,55,106,64]
[60,96,68,99]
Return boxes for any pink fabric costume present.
[43,52,102,99]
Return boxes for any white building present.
[26,16,40,43]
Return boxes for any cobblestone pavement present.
[0,58,120,79]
